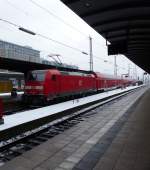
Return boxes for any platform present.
[0,86,148,170]
[0,85,142,141]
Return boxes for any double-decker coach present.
[94,72,123,91]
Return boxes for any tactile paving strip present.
[72,91,145,170]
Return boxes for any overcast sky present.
[0,0,145,79]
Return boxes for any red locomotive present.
[23,69,136,104]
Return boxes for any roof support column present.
[89,36,93,71]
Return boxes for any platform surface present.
[0,86,141,131]
[0,86,148,170]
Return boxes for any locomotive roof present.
[60,71,94,77]
[30,69,137,81]
[95,72,122,79]
[96,72,136,81]
[30,69,94,77]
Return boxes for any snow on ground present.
[0,86,142,131]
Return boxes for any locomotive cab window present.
[27,71,45,81]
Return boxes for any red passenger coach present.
[24,69,96,104]
[94,72,123,91]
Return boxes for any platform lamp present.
[19,27,36,35]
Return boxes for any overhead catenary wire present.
[0,17,88,54]
[0,18,19,28]
[37,32,90,54]
[0,18,131,73]
[0,18,113,65]
[5,0,30,16]
[4,0,109,50]
[4,0,90,49]
[28,0,109,50]
[93,55,128,72]
[28,0,89,38]
[1,0,142,77]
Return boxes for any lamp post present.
[89,36,93,71]
[114,55,117,76]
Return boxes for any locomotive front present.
[23,69,61,105]
[23,70,46,104]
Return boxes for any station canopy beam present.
[61,0,150,73]
[0,58,91,76]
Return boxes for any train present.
[0,71,25,124]
[23,69,137,105]
[0,71,24,95]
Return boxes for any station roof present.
[0,57,91,75]
[61,0,150,73]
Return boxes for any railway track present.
[2,87,139,115]
[0,86,144,166]
[3,91,97,115]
